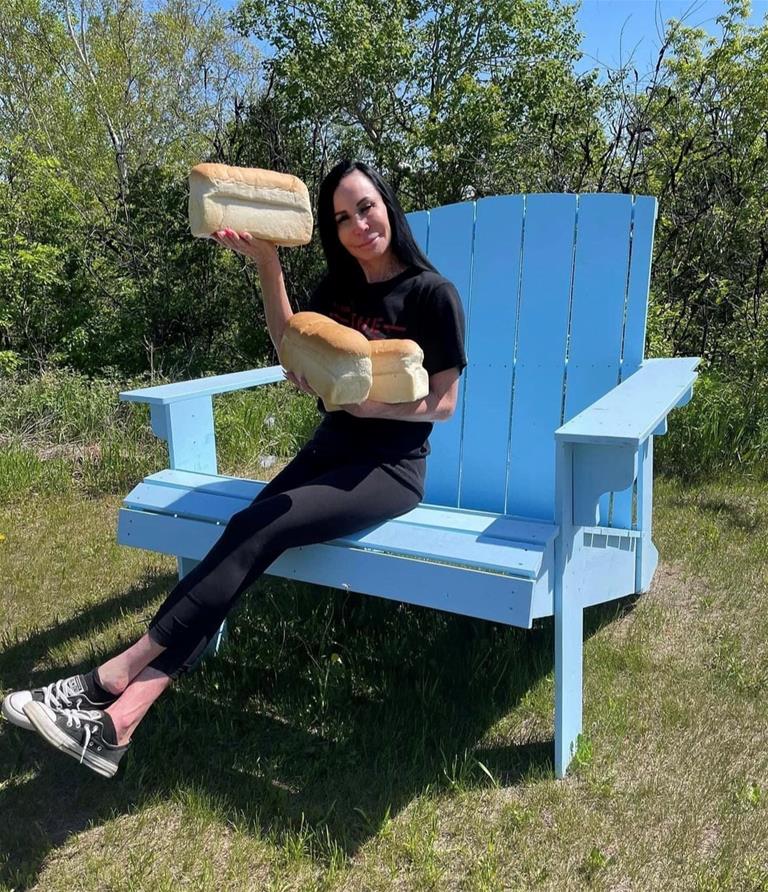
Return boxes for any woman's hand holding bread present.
[283,369,317,396]
[191,165,432,413]
[211,229,279,270]
[190,164,312,355]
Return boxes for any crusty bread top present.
[282,312,370,358]
[190,164,309,200]
[369,339,423,359]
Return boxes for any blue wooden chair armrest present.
[552,358,698,776]
[118,365,285,473]
[119,365,285,407]
[555,357,699,530]
[555,357,700,447]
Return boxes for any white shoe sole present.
[1,693,34,730]
[23,701,118,778]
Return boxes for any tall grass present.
[0,368,319,501]
[655,368,768,481]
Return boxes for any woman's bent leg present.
[97,633,167,695]
[82,444,334,697]
[105,667,172,745]
[146,460,421,679]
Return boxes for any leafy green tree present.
[595,1,768,374]
[231,0,602,207]
[0,0,271,374]
[0,0,259,209]
[0,141,92,370]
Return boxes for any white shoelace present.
[58,707,103,763]
[41,676,87,711]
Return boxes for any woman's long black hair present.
[316,160,436,287]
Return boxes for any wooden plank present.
[347,525,544,577]
[622,197,657,378]
[118,508,540,628]
[163,397,217,473]
[124,482,252,522]
[612,196,658,528]
[459,195,524,513]
[406,209,430,256]
[564,194,633,524]
[421,200,475,507]
[147,468,265,500]
[507,194,577,521]
[635,436,659,592]
[120,365,285,406]
[138,469,559,545]
[555,357,699,446]
[124,482,548,578]
[563,195,633,421]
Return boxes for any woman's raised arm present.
[212,229,294,354]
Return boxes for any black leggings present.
[146,440,423,678]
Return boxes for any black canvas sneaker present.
[1,673,117,732]
[23,703,129,778]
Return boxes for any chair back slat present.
[611,195,658,527]
[564,195,633,524]
[458,195,524,512]
[506,194,577,520]
[408,210,430,258]
[622,196,657,377]
[419,201,474,506]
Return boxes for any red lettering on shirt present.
[328,306,407,340]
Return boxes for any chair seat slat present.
[140,470,559,544]
[124,478,553,578]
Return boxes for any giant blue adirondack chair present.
[117,193,699,777]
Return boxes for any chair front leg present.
[554,590,583,777]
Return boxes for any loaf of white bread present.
[279,312,429,412]
[188,164,313,246]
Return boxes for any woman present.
[1,160,468,778]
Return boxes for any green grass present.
[1,475,767,890]
[0,368,318,500]
[655,367,768,481]
[1,370,767,889]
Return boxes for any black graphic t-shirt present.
[306,266,467,493]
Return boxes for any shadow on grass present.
[0,573,638,889]
[658,476,766,535]
[689,496,764,534]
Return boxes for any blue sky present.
[574,0,768,73]
[226,0,768,76]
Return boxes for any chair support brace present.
[150,398,217,474]
[572,443,638,527]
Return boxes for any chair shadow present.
[686,495,763,534]
[0,573,638,889]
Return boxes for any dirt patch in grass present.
[595,560,713,673]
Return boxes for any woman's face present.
[332,170,394,267]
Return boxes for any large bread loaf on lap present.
[280,312,430,412]
[188,164,313,246]
[279,312,373,407]
[368,339,429,403]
